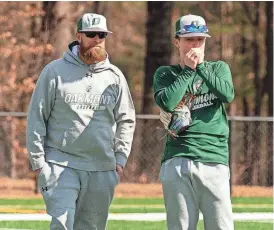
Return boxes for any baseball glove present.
[160,105,192,139]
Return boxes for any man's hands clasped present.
[184,48,204,70]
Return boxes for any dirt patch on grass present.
[0,178,272,198]
[115,183,273,198]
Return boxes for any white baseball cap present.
[175,14,211,38]
[77,13,112,33]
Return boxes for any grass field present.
[0,220,272,230]
[0,197,272,229]
[0,197,272,213]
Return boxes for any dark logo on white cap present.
[191,21,201,27]
[92,18,101,26]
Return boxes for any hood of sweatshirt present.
[63,41,111,73]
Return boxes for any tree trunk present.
[137,2,173,181]
[142,1,173,114]
[242,1,265,185]
[52,2,74,58]
[242,96,252,185]
[265,1,273,186]
[253,2,262,117]
[220,2,234,189]
[251,2,262,185]
[42,2,57,40]
[93,2,107,15]
[10,120,16,178]
[220,2,233,64]
[1,121,13,177]
[241,19,252,185]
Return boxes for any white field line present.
[0,213,272,222]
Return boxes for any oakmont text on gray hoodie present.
[27,41,136,171]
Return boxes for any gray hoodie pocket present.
[61,125,115,155]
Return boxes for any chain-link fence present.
[0,112,273,186]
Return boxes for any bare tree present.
[42,2,57,40]
[251,2,263,185]
[137,2,173,181]
[142,1,173,114]
[239,2,265,185]
[265,1,273,186]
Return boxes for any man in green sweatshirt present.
[26,13,135,230]
[153,14,234,230]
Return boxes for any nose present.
[192,40,199,48]
[94,34,100,42]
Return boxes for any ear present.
[173,37,180,49]
[76,32,82,43]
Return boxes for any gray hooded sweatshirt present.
[27,41,136,171]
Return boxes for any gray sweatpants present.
[160,157,234,230]
[37,161,119,230]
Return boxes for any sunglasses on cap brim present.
[82,32,108,39]
[176,24,209,36]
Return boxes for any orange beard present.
[83,46,107,63]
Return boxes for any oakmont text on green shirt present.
[153,61,234,165]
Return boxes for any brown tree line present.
[0,2,272,186]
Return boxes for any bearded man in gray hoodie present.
[26,13,136,230]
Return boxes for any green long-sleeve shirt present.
[153,61,234,165]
